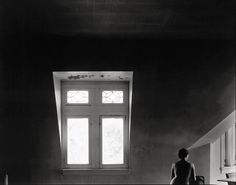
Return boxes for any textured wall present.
[0,33,235,184]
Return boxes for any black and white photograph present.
[0,0,235,184]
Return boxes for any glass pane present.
[67,118,89,164]
[102,91,123,104]
[102,117,124,164]
[67,91,89,103]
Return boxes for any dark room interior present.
[0,0,235,184]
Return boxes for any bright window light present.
[67,91,89,104]
[67,118,89,164]
[102,117,124,164]
[102,91,123,104]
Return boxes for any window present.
[53,71,133,174]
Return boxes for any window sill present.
[61,169,130,175]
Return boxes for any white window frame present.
[99,115,129,169]
[62,116,92,169]
[220,123,236,174]
[53,71,133,175]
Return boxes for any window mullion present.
[92,115,100,168]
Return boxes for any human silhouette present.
[170,148,196,185]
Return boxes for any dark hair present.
[178,148,189,159]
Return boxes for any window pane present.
[67,118,89,164]
[102,91,123,104]
[67,91,89,103]
[102,117,124,164]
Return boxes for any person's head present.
[178,148,189,160]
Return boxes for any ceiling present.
[1,0,235,38]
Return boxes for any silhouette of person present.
[170,148,196,185]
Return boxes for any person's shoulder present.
[184,160,193,167]
[175,160,184,166]
[171,162,177,168]
[190,162,195,168]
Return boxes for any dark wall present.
[0,31,235,184]
[1,0,235,38]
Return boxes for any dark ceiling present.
[1,0,235,38]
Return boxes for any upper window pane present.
[67,91,89,104]
[102,91,123,104]
[102,117,124,164]
[67,118,89,164]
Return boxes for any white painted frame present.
[62,116,92,169]
[220,123,236,174]
[53,72,133,172]
[99,115,129,169]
